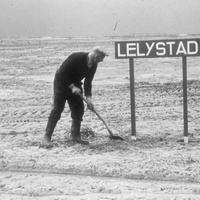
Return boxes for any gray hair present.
[93,46,108,57]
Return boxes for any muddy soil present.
[1,36,200,199]
[1,170,200,200]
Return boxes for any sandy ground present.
[1,36,200,199]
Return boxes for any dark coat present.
[54,52,97,96]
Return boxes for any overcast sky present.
[0,0,200,37]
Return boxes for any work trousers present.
[48,90,84,122]
[48,73,84,123]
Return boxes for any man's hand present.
[69,84,81,95]
[86,96,94,111]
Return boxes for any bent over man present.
[42,47,108,148]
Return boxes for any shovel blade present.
[109,135,124,141]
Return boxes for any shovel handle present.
[78,94,114,136]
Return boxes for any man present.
[42,47,108,148]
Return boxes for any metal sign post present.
[129,58,136,140]
[182,56,188,143]
[115,38,200,144]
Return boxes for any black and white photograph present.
[0,0,200,199]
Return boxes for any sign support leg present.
[129,58,136,140]
[182,56,189,144]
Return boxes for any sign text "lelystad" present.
[115,39,200,58]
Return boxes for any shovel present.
[79,94,124,141]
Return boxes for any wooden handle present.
[79,94,113,136]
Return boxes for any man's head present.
[91,46,108,64]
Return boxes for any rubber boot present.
[42,119,57,148]
[71,120,89,145]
